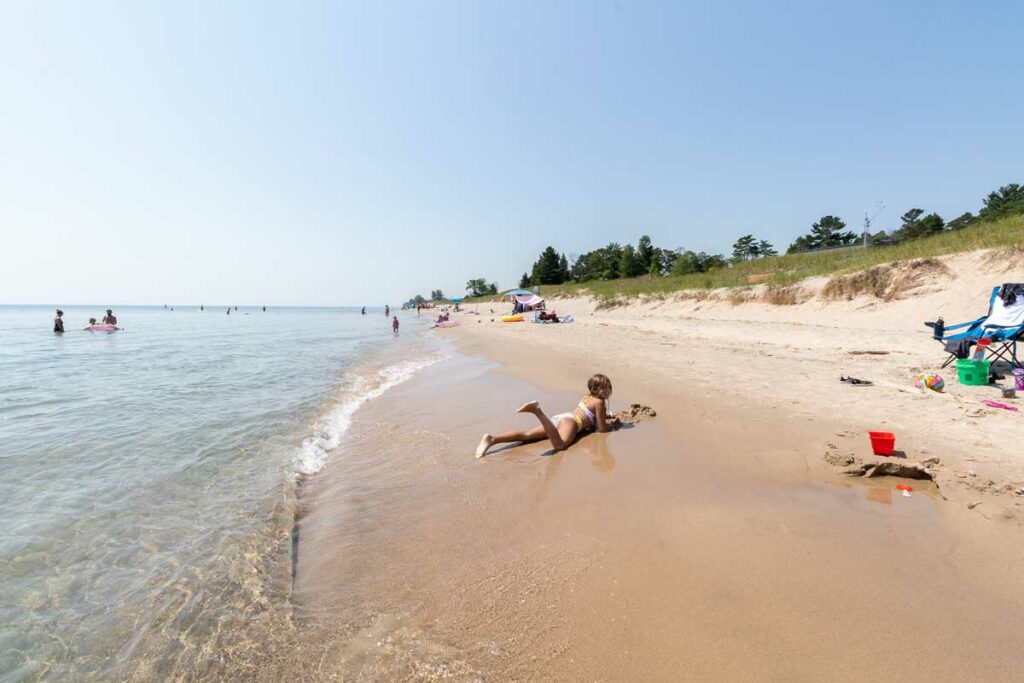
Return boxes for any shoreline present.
[289,282,1024,679]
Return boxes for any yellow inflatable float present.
[501,315,524,323]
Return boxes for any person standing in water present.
[200,304,204,311]
[384,304,390,317]
[102,309,117,325]
[262,306,266,312]
[226,308,230,315]
[362,306,366,315]
[392,316,399,336]
[53,309,65,333]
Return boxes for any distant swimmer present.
[362,307,366,315]
[227,308,230,315]
[262,306,266,312]
[102,309,118,325]
[84,317,120,332]
[53,309,65,333]
[201,305,204,311]
[234,306,238,311]
[384,305,390,317]
[392,315,400,336]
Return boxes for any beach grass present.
[474,214,1024,303]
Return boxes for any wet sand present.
[292,334,1024,681]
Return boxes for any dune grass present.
[474,214,1023,303]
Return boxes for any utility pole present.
[862,201,884,247]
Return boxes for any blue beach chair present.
[926,285,1024,369]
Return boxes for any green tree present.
[430,289,445,300]
[657,248,679,275]
[558,254,571,282]
[637,235,655,272]
[530,246,566,285]
[488,282,499,295]
[917,213,945,236]
[731,234,756,262]
[787,235,814,253]
[755,240,777,257]
[900,208,925,229]
[571,243,623,281]
[946,212,975,231]
[648,247,666,276]
[893,208,944,242]
[465,278,492,297]
[978,183,1024,221]
[788,215,857,252]
[670,250,726,275]
[519,272,531,288]
[619,244,645,278]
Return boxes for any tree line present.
[404,280,498,307]
[515,181,1024,287]
[404,181,1023,301]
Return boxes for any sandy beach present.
[290,249,1024,681]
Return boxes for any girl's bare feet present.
[475,434,494,458]
[516,401,539,414]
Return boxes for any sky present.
[2,1,1022,306]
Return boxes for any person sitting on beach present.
[102,309,117,325]
[539,310,560,323]
[54,309,65,333]
[476,373,615,458]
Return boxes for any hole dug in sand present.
[824,447,939,481]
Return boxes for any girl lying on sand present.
[476,373,614,458]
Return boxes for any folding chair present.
[926,285,1024,369]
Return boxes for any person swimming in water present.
[84,318,120,331]
[102,309,117,325]
[53,309,65,333]
[475,374,615,458]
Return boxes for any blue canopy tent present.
[448,297,464,303]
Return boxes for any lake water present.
[0,305,441,680]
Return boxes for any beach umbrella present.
[501,288,535,296]
[449,297,464,302]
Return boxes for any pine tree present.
[531,246,565,284]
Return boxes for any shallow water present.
[0,305,439,680]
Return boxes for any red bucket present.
[869,431,895,457]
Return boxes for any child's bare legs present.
[476,425,546,458]
[475,400,578,458]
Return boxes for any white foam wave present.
[292,356,441,475]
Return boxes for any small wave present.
[292,356,441,475]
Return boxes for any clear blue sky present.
[2,1,1021,306]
